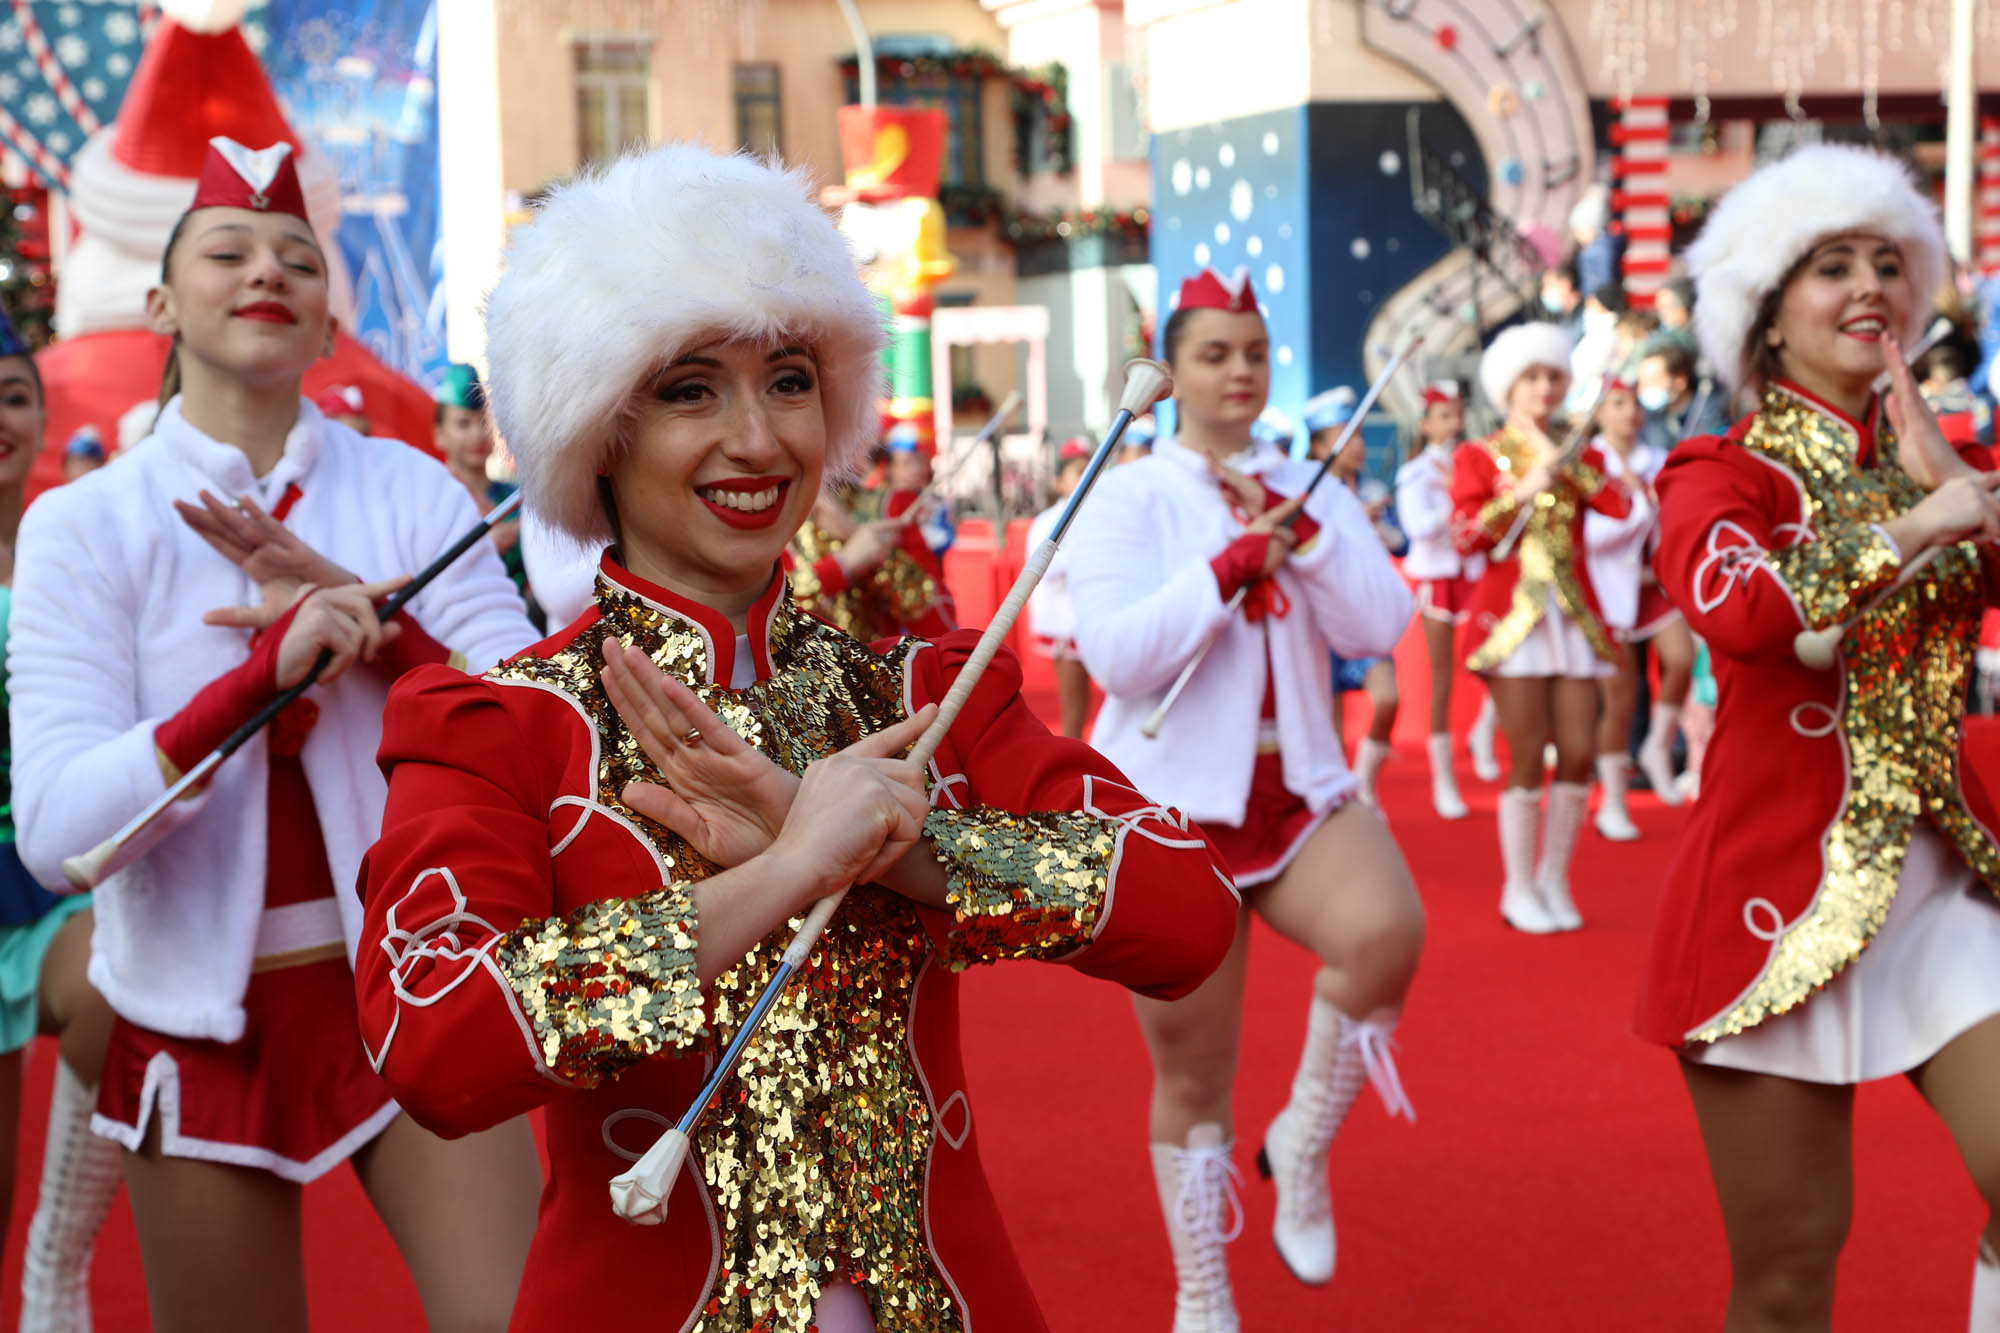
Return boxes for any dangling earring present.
[1765,327,1784,348]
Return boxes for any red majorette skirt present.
[1415,576,1475,625]
[1628,582,1683,642]
[94,940,399,1183]
[1204,743,1336,889]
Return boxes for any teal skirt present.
[0,894,89,1054]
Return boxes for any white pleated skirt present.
[1483,598,1615,681]
[1687,825,2000,1085]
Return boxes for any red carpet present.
[0,652,1985,1326]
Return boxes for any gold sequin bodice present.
[1466,426,1617,671]
[1687,386,2000,1043]
[789,517,940,643]
[493,583,961,1332]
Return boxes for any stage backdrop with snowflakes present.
[0,0,446,386]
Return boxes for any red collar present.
[595,552,789,686]
[1771,379,1883,465]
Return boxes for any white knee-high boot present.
[1594,753,1640,841]
[1257,1001,1413,1286]
[1150,1123,1242,1333]
[1972,1241,2000,1331]
[21,1059,121,1333]
[1426,733,1469,819]
[1637,702,1684,806]
[1498,788,1556,933]
[1352,738,1392,809]
[1468,696,1501,782]
[1536,782,1590,931]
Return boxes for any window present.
[734,64,783,159]
[575,38,651,167]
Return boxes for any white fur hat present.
[1687,143,1945,393]
[1479,321,1575,412]
[485,144,887,544]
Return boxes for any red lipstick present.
[233,301,297,325]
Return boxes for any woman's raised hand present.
[1883,340,1968,492]
[605,639,804,867]
[273,578,407,689]
[1242,493,1305,576]
[834,521,901,580]
[180,490,357,630]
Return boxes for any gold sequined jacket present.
[356,556,1239,1333]
[1639,382,2000,1048]
[1449,426,1631,671]
[787,514,955,643]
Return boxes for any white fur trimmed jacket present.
[10,400,537,1042]
[1065,436,1413,827]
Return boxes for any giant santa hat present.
[29,0,438,500]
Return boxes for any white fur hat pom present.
[1687,143,1944,392]
[1479,321,1575,412]
[484,144,886,545]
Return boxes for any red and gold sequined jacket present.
[1636,382,2000,1049]
[355,556,1239,1333]
[785,514,956,642]
[1450,427,1630,671]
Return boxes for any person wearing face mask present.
[1638,339,1730,456]
[1453,322,1634,934]
[1066,267,1423,1328]
[354,144,1240,1333]
[9,138,544,1331]
[1639,143,2000,1329]
[1541,261,1584,340]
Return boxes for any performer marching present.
[1065,268,1425,1328]
[1393,380,1492,818]
[787,485,956,642]
[0,307,120,1331]
[1452,324,1633,934]
[10,138,542,1331]
[1640,143,2000,1330]
[1027,436,1098,738]
[1580,376,1656,839]
[353,144,1240,1333]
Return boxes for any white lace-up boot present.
[21,1060,121,1333]
[1594,753,1640,841]
[1535,781,1591,931]
[1426,734,1469,819]
[1972,1241,2000,1331]
[1257,1002,1413,1285]
[1352,738,1392,809]
[1149,1123,1243,1333]
[1498,787,1556,933]
[1468,696,1501,782]
[1637,702,1684,806]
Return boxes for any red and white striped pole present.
[1978,115,2000,275]
[1610,96,1671,306]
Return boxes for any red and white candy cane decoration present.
[0,105,70,191]
[9,0,106,138]
[1978,115,2000,275]
[1610,95,1671,307]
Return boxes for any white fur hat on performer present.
[1686,143,1945,392]
[485,144,886,545]
[1479,321,1575,413]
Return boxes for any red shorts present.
[1205,748,1337,889]
[1415,576,1475,625]
[1033,632,1083,662]
[95,948,399,1183]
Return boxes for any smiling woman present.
[8,136,543,1332]
[354,142,1242,1333]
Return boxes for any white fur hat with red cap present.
[1686,143,1945,393]
[56,0,352,337]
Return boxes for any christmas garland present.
[1001,205,1150,246]
[837,46,1072,177]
